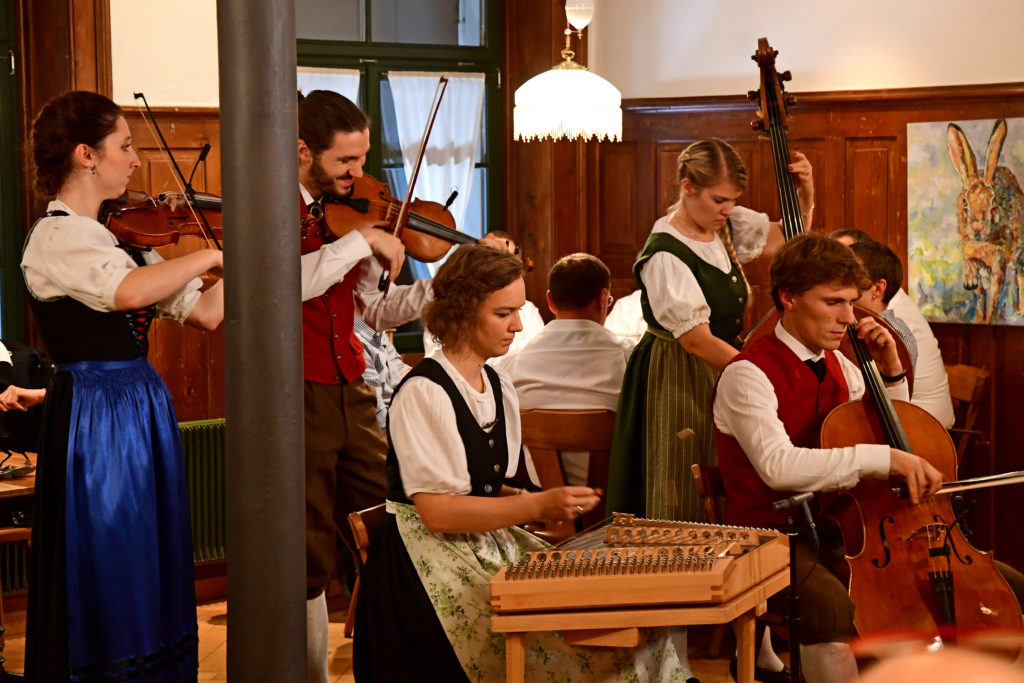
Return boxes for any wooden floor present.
[0,603,738,681]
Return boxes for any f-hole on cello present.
[820,323,1023,645]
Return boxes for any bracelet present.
[802,203,815,218]
[880,368,907,383]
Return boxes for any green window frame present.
[296,0,503,241]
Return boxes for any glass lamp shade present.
[513,62,622,143]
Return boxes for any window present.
[295,0,501,274]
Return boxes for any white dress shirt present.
[640,205,769,339]
[604,290,645,344]
[22,200,201,323]
[714,322,906,493]
[299,184,434,331]
[497,318,632,486]
[388,350,536,497]
[888,289,955,428]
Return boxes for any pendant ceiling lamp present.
[513,1,622,143]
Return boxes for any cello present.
[820,324,1023,643]
[743,38,916,392]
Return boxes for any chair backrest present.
[519,408,616,530]
[944,363,990,463]
[347,502,387,566]
[690,463,725,525]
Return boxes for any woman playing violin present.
[22,91,223,681]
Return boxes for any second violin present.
[321,174,475,263]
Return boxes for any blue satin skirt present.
[58,357,198,681]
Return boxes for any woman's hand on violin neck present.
[535,486,602,522]
[889,449,944,504]
[358,227,405,282]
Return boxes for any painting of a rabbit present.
[908,117,1024,325]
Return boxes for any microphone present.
[771,491,814,511]
[774,492,819,552]
[187,143,212,192]
[442,189,458,211]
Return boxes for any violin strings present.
[132,101,216,251]
[765,78,802,240]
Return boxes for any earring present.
[89,167,96,175]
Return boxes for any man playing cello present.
[713,234,945,682]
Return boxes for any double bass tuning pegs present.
[750,119,765,132]
[780,70,793,82]
[746,89,760,101]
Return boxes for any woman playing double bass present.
[713,234,1024,682]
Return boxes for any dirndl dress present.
[607,229,747,522]
[24,239,197,681]
[353,358,689,682]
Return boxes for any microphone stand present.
[782,507,806,683]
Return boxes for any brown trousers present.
[304,378,388,599]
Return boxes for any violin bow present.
[132,92,223,251]
[891,470,1024,498]
[378,75,450,294]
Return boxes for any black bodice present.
[386,358,513,503]
[26,213,155,363]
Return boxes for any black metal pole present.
[217,1,305,681]
[787,516,804,683]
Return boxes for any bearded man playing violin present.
[296,89,433,683]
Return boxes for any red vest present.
[300,199,366,384]
[715,332,849,528]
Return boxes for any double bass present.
[820,323,1023,642]
[743,39,916,392]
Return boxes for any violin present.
[100,191,223,249]
[321,174,475,263]
[820,326,1022,643]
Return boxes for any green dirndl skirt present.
[607,328,719,522]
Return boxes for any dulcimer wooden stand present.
[490,514,790,682]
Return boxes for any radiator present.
[180,418,227,563]
[1,418,227,594]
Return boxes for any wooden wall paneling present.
[844,137,899,245]
[503,0,594,318]
[591,83,1024,564]
[123,108,225,421]
[15,0,111,350]
[592,140,644,296]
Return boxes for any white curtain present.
[297,67,360,103]
[388,71,485,275]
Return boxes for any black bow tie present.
[805,357,827,383]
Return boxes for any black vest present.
[25,211,154,363]
[386,358,513,503]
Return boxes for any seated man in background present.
[604,288,645,344]
[497,253,634,486]
[353,313,411,432]
[848,239,919,369]
[831,229,954,427]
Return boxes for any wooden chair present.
[519,409,616,534]
[944,363,991,465]
[343,502,386,638]
[691,462,726,524]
